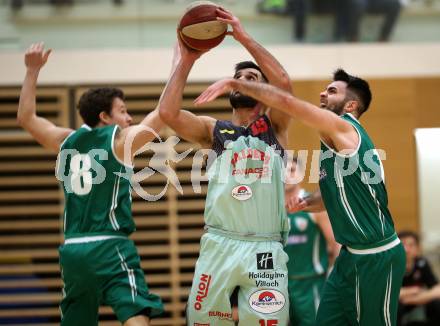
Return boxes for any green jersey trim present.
[348,237,400,255]
[59,130,76,150]
[81,124,92,130]
[313,285,320,313]
[359,164,386,236]
[334,167,368,239]
[347,233,399,252]
[64,234,127,244]
[110,125,134,169]
[312,231,325,274]
[64,231,128,239]
[109,167,123,231]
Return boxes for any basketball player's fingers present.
[194,90,215,105]
[194,92,208,105]
[35,43,44,55]
[30,43,38,52]
[33,42,42,55]
[43,49,52,63]
[286,198,296,211]
[216,17,233,25]
[225,31,234,37]
[193,94,203,105]
[216,7,232,16]
[296,199,308,211]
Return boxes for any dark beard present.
[229,91,258,109]
[328,101,345,116]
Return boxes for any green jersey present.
[319,113,396,248]
[204,115,289,241]
[56,124,134,238]
[285,211,328,278]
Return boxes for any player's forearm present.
[238,33,291,92]
[428,284,440,299]
[233,79,311,118]
[17,69,40,127]
[158,60,193,123]
[232,80,341,135]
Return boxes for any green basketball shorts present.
[59,236,163,325]
[316,241,405,326]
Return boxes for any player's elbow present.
[281,72,292,93]
[158,107,177,124]
[16,110,28,128]
[277,73,292,93]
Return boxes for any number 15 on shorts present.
[259,320,278,326]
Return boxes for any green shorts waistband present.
[346,233,400,254]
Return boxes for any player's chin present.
[119,122,130,129]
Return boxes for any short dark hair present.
[77,87,124,128]
[398,230,420,245]
[234,61,268,82]
[333,69,372,117]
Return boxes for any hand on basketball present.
[194,78,235,106]
[175,34,206,64]
[216,7,247,42]
[24,42,52,71]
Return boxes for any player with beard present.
[195,69,406,326]
[158,7,292,326]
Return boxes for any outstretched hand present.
[194,78,235,106]
[25,42,51,71]
[216,7,247,42]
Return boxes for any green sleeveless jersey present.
[204,115,289,241]
[285,211,328,278]
[319,113,396,248]
[56,124,134,238]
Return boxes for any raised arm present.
[216,7,292,134]
[114,108,165,164]
[158,39,216,148]
[194,78,358,153]
[17,43,73,152]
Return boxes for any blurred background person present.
[334,0,403,42]
[398,231,440,326]
[284,156,340,326]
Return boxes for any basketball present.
[178,1,227,51]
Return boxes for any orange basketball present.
[178,1,227,51]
